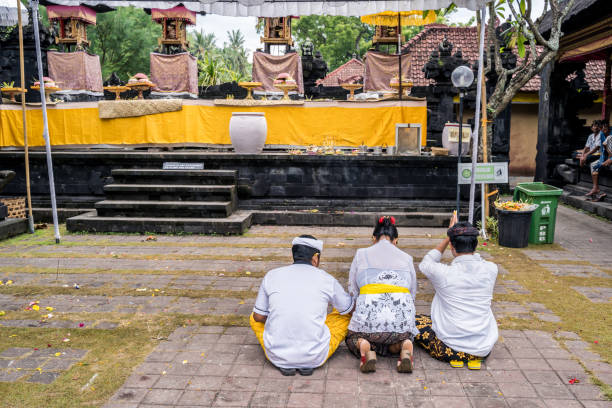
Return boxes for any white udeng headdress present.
[292,237,323,252]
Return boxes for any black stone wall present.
[0,15,54,103]
[0,151,466,207]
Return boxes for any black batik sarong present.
[414,314,483,362]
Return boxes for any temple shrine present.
[260,16,294,54]
[46,5,96,51]
[152,5,195,53]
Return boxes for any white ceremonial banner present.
[458,162,508,185]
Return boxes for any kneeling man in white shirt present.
[250,235,354,376]
[416,214,498,370]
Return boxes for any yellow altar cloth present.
[0,100,427,147]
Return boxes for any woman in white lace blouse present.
[345,216,419,373]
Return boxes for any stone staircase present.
[66,169,252,234]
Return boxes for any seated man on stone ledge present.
[250,235,354,376]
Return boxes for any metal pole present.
[17,0,34,233]
[30,0,60,243]
[468,6,487,224]
[398,11,402,101]
[480,182,487,239]
[456,93,464,215]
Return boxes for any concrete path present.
[0,207,610,407]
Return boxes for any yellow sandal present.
[449,360,464,368]
[467,360,482,370]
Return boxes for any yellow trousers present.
[249,310,351,365]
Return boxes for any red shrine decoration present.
[47,5,96,50]
[151,5,196,52]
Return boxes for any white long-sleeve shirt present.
[419,249,498,357]
[253,263,353,369]
[348,240,419,335]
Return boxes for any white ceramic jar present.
[229,112,267,154]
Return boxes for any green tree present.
[403,7,475,42]
[293,16,373,71]
[221,29,250,80]
[189,29,218,60]
[87,7,160,81]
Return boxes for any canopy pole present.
[17,0,34,234]
[398,11,402,101]
[468,5,486,224]
[30,0,60,243]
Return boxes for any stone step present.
[560,191,612,221]
[32,208,92,223]
[240,198,466,213]
[66,210,252,235]
[103,184,236,204]
[95,200,233,218]
[251,210,453,227]
[111,169,238,185]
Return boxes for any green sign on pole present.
[458,162,508,184]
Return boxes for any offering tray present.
[30,85,61,103]
[274,83,298,100]
[0,87,27,103]
[238,82,262,100]
[340,83,363,100]
[104,86,129,100]
[126,82,155,100]
[214,98,304,106]
[389,81,413,97]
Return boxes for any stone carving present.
[302,47,328,99]
[419,38,472,146]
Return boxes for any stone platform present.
[0,218,27,240]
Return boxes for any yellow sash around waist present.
[359,283,410,295]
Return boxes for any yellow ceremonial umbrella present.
[360,10,437,26]
[361,10,437,99]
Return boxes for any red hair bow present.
[379,216,396,225]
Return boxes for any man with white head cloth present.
[250,234,354,376]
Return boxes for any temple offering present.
[31,77,61,103]
[273,73,298,100]
[0,82,27,103]
[238,81,262,100]
[125,73,156,99]
[340,83,363,100]
[128,73,153,85]
[273,73,297,86]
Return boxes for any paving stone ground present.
[0,206,611,407]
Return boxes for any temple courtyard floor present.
[0,204,610,407]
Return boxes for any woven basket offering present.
[0,197,26,219]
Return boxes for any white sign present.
[163,162,204,170]
[458,162,508,184]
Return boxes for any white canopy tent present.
[0,0,28,26]
[27,0,489,239]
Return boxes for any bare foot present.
[397,340,414,373]
[357,338,376,373]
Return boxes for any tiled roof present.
[400,24,604,92]
[318,58,364,86]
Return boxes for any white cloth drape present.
[0,0,29,26]
[34,0,489,16]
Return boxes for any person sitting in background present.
[416,213,498,370]
[577,120,601,166]
[345,216,418,373]
[587,122,610,200]
[250,235,354,376]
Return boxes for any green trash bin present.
[513,182,563,244]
